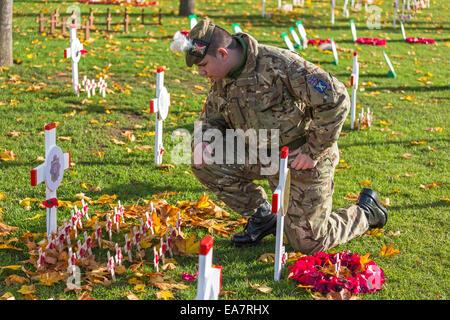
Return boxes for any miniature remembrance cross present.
[31,123,71,239]
[195,236,222,300]
[272,147,291,281]
[64,26,88,96]
[350,51,359,130]
[149,68,171,165]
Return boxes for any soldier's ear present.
[216,47,229,61]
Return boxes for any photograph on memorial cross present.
[0,0,447,302]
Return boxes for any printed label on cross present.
[149,68,171,165]
[195,236,222,300]
[273,147,291,281]
[64,26,88,96]
[30,123,71,239]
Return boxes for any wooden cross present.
[84,19,91,40]
[37,12,46,34]
[50,13,57,34]
[64,26,88,95]
[30,123,71,239]
[106,9,112,32]
[149,68,171,165]
[124,12,130,34]
[195,236,222,300]
[272,147,291,281]
[53,9,60,26]
[89,9,95,29]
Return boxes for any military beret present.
[185,18,216,67]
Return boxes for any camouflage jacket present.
[198,33,350,161]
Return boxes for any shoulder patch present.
[313,80,328,93]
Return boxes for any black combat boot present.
[357,188,388,228]
[231,200,276,247]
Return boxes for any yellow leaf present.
[257,253,275,263]
[0,244,23,251]
[18,284,35,295]
[378,243,400,257]
[359,253,372,269]
[365,228,384,236]
[1,265,22,271]
[156,290,174,300]
[111,138,126,145]
[91,151,106,157]
[0,149,18,161]
[26,213,45,220]
[379,120,390,126]
[133,283,147,293]
[359,179,371,186]
[174,234,200,256]
[248,282,273,294]
[91,194,117,204]
[81,183,89,190]
[0,292,15,300]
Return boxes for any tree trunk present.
[0,0,13,66]
[179,0,195,16]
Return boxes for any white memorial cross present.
[64,26,88,96]
[195,235,222,300]
[350,19,358,42]
[350,51,359,130]
[272,147,291,281]
[383,51,397,78]
[149,68,171,165]
[393,0,399,27]
[189,14,198,30]
[282,32,296,52]
[295,21,308,49]
[343,0,350,17]
[400,22,407,41]
[289,27,303,49]
[31,123,71,239]
[232,23,243,33]
[331,38,339,65]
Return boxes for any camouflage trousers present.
[190,142,369,254]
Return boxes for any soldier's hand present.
[289,147,317,170]
[193,142,214,169]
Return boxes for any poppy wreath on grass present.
[288,251,385,295]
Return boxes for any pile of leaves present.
[0,193,242,300]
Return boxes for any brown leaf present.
[4,274,29,286]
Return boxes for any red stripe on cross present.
[31,169,37,186]
[199,236,214,255]
[271,193,279,214]
[44,123,56,131]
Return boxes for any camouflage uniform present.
[190,32,369,254]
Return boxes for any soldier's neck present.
[227,36,247,79]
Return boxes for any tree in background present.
[0,0,13,66]
[179,0,195,16]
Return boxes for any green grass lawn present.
[0,0,448,300]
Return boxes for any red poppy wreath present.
[288,251,385,295]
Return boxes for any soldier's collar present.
[227,36,247,80]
